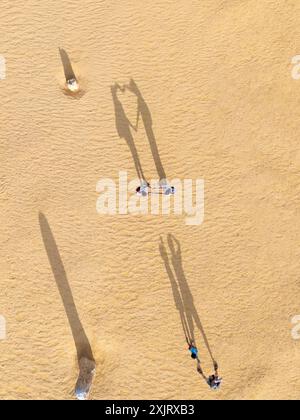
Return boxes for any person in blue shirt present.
[188,340,199,360]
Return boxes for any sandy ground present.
[1,0,300,400]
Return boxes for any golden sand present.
[1,0,300,400]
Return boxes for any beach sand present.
[1,0,300,400]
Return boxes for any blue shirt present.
[190,346,198,357]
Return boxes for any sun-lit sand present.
[1,0,300,400]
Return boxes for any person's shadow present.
[59,48,77,83]
[126,79,167,183]
[111,83,147,182]
[39,213,95,399]
[159,234,217,369]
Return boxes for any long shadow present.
[111,83,147,182]
[39,212,94,363]
[127,79,167,182]
[59,48,77,82]
[159,234,217,366]
[159,237,192,345]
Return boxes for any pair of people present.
[188,341,222,391]
[136,182,175,197]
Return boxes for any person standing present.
[188,340,199,360]
[197,360,222,390]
